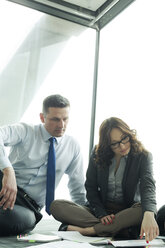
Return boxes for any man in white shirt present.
[0,94,86,236]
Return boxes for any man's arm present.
[0,167,17,210]
[0,123,27,170]
[0,123,27,209]
[65,148,86,205]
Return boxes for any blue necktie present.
[46,137,56,215]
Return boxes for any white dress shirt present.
[0,123,86,207]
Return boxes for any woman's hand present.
[140,211,159,242]
[100,214,115,225]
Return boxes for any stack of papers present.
[111,238,165,247]
[17,233,62,243]
[18,231,165,248]
[52,230,111,244]
[27,240,95,248]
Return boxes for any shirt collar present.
[40,124,63,144]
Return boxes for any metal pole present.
[89,28,100,158]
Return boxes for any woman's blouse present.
[107,156,126,203]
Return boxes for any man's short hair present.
[42,94,70,115]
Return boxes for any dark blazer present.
[85,149,156,218]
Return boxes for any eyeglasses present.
[110,135,130,149]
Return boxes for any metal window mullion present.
[89,29,100,158]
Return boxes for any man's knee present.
[0,205,36,236]
[157,205,165,235]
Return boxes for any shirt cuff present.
[0,150,12,170]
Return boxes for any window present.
[0,1,96,215]
[96,0,165,208]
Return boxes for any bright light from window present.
[96,0,165,208]
[0,0,42,73]
[20,28,95,217]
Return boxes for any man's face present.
[40,107,70,137]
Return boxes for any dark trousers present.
[157,205,165,235]
[0,171,42,236]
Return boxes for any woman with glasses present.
[50,117,159,242]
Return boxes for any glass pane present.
[97,0,165,208]
[0,1,96,213]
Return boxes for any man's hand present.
[100,214,115,225]
[140,211,159,242]
[0,167,17,210]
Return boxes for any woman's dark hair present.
[95,117,147,166]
